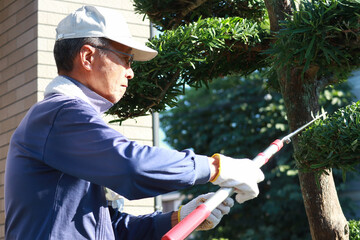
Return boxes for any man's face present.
[90,42,134,103]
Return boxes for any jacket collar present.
[44,75,113,114]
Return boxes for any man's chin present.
[113,94,125,103]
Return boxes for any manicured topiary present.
[297,101,360,178]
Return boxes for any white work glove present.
[211,154,265,204]
[104,188,124,211]
[178,192,234,231]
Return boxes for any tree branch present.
[264,0,292,32]
[168,0,209,28]
[130,69,182,118]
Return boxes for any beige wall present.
[0,1,38,238]
[0,0,155,238]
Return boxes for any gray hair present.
[53,37,110,73]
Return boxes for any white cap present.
[56,6,158,61]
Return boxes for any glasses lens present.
[93,46,134,67]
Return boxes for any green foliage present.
[350,220,360,240]
[267,0,360,87]
[107,17,271,122]
[297,100,360,177]
[109,0,360,123]
[133,0,266,30]
[161,73,355,239]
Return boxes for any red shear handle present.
[253,139,284,167]
[162,204,211,240]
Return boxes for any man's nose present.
[126,68,134,79]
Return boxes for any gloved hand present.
[211,154,265,203]
[178,192,234,231]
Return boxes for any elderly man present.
[5,6,264,240]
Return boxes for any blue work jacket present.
[5,76,210,239]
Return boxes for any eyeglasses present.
[93,46,134,67]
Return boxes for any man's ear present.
[79,45,96,71]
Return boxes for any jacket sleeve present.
[109,207,172,240]
[43,99,210,200]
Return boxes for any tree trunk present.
[278,67,349,239]
[298,171,349,239]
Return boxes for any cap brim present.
[116,37,158,61]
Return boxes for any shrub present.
[350,220,360,240]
